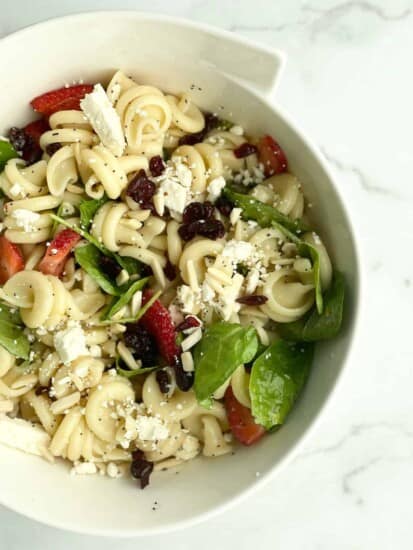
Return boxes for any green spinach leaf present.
[102,277,149,320]
[0,140,18,171]
[116,356,159,378]
[98,290,161,325]
[278,271,345,342]
[0,302,22,325]
[74,243,121,296]
[250,340,314,429]
[79,196,108,230]
[115,255,142,276]
[0,319,30,360]
[193,322,258,407]
[223,186,309,235]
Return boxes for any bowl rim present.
[0,10,364,537]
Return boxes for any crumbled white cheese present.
[54,322,88,364]
[153,158,193,219]
[229,207,242,225]
[230,125,244,136]
[201,281,215,302]
[71,461,97,475]
[135,415,169,441]
[9,183,24,197]
[0,416,50,457]
[245,267,260,294]
[11,209,40,232]
[222,240,254,266]
[206,176,226,202]
[176,285,200,314]
[80,83,125,156]
[106,461,123,478]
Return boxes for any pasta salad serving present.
[0,71,345,488]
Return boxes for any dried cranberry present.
[45,143,62,156]
[130,454,154,489]
[182,201,214,224]
[35,386,50,396]
[178,112,220,145]
[156,369,171,394]
[8,127,42,165]
[234,142,258,159]
[132,449,145,462]
[98,255,122,279]
[163,259,177,281]
[178,219,225,242]
[174,359,194,392]
[140,264,154,278]
[149,155,165,176]
[215,196,233,217]
[8,127,27,151]
[126,170,156,208]
[124,324,158,367]
[236,295,268,306]
[176,316,200,332]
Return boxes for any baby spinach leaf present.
[98,290,161,325]
[0,140,18,171]
[115,255,142,276]
[102,277,149,320]
[50,213,143,276]
[193,322,258,406]
[0,320,30,360]
[223,186,309,235]
[74,243,121,296]
[0,302,22,325]
[79,195,108,230]
[250,340,314,429]
[278,271,345,342]
[115,356,159,378]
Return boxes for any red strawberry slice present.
[224,386,266,446]
[140,289,180,364]
[258,134,288,177]
[30,84,94,116]
[0,236,24,284]
[24,119,50,145]
[38,229,81,277]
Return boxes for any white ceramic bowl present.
[0,11,361,536]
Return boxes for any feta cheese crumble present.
[153,158,193,220]
[11,209,40,232]
[207,176,226,202]
[222,240,254,266]
[54,322,88,364]
[135,416,169,442]
[80,83,125,156]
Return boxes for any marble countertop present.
[1,1,412,548]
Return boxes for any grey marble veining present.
[0,1,412,549]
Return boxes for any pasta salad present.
[0,71,345,488]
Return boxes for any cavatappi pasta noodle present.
[0,70,339,488]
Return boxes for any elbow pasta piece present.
[166,220,183,265]
[205,130,247,172]
[259,268,315,323]
[202,416,232,457]
[0,159,48,199]
[179,239,224,285]
[182,400,229,440]
[81,144,148,199]
[39,110,96,151]
[46,145,78,196]
[172,143,223,193]
[116,84,172,153]
[166,93,204,134]
[230,366,251,408]
[85,376,135,442]
[91,201,145,251]
[142,372,197,422]
[251,173,304,220]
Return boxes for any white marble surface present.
[1,0,412,548]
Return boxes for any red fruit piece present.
[24,119,50,144]
[258,134,288,177]
[0,236,24,284]
[140,289,180,365]
[224,386,266,446]
[38,229,81,277]
[30,84,94,116]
